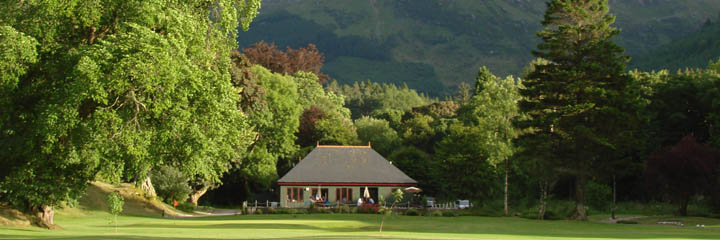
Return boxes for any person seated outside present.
[369,197,374,204]
[357,197,364,206]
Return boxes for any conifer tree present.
[519,0,631,221]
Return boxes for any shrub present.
[545,201,576,220]
[265,207,276,214]
[176,202,195,213]
[275,208,298,214]
[442,210,458,217]
[255,208,264,215]
[334,204,350,213]
[585,181,611,211]
[357,204,379,214]
[405,208,419,216]
[430,210,443,217]
[106,192,124,232]
[616,220,638,224]
[151,165,192,204]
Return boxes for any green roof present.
[278,145,417,185]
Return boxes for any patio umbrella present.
[403,187,422,193]
[363,186,370,199]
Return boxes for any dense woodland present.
[2,0,720,228]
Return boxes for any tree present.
[355,117,400,156]
[0,0,260,227]
[645,135,720,216]
[465,71,521,217]
[379,189,403,232]
[242,41,330,83]
[106,192,124,233]
[520,0,631,221]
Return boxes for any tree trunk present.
[141,175,157,199]
[679,196,689,216]
[611,175,616,220]
[189,185,210,207]
[36,205,54,228]
[504,158,509,217]
[538,181,547,220]
[571,176,588,221]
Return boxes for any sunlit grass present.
[2,210,720,240]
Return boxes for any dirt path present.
[604,216,644,224]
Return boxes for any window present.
[286,187,304,202]
[335,188,353,203]
[311,188,329,201]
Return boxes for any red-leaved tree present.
[645,134,720,216]
[242,41,329,84]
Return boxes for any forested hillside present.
[237,0,720,96]
[633,19,720,71]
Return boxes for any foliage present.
[237,66,303,187]
[429,210,443,217]
[238,1,720,96]
[645,135,720,216]
[242,41,329,83]
[357,204,379,214]
[334,204,351,214]
[354,117,400,156]
[404,208,420,216]
[519,0,634,221]
[105,191,123,232]
[151,166,192,204]
[0,0,260,226]
[175,202,195,213]
[442,210,458,217]
[106,192,124,216]
[380,189,404,232]
[326,81,432,120]
[584,181,611,211]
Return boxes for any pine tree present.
[519,0,631,221]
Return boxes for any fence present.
[241,200,472,212]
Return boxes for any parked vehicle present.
[426,197,435,208]
[456,200,470,209]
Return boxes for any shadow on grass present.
[0,234,397,240]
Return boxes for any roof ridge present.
[316,145,371,149]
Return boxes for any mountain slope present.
[632,19,720,71]
[238,0,720,96]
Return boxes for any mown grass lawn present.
[2,211,720,240]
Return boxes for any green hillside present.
[237,0,720,96]
[632,19,720,71]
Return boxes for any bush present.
[357,204,379,214]
[585,181,611,211]
[151,165,192,204]
[405,208,419,216]
[545,200,576,220]
[430,210,443,217]
[275,208,298,214]
[442,210,458,217]
[616,220,638,224]
[255,208,264,215]
[176,202,195,213]
[334,204,351,213]
[267,207,276,214]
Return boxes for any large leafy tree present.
[520,0,632,220]
[465,67,521,216]
[0,0,260,227]
[645,135,720,216]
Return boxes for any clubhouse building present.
[278,144,417,207]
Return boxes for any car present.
[426,197,435,208]
[456,200,470,209]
